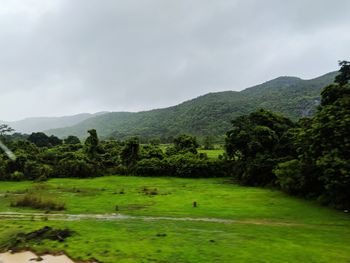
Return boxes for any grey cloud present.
[0,0,349,120]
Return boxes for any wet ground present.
[0,251,74,263]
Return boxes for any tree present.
[225,109,294,186]
[275,62,350,208]
[0,124,14,137]
[28,132,50,147]
[173,135,199,154]
[335,60,350,86]
[307,84,350,208]
[84,129,99,157]
[120,137,140,167]
[49,135,62,146]
[64,135,81,145]
[141,144,164,159]
[226,109,294,160]
[27,132,62,147]
[320,84,350,106]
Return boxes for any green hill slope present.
[46,72,337,140]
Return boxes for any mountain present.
[3,112,108,134]
[46,71,337,140]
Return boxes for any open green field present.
[157,145,224,159]
[198,149,224,159]
[0,176,349,262]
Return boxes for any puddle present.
[0,251,75,263]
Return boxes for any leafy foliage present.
[225,109,294,186]
[334,60,350,86]
[225,62,350,209]
[120,137,140,168]
[64,135,81,145]
[173,134,199,154]
[28,132,62,147]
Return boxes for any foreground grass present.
[0,176,349,262]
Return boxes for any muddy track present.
[0,212,304,226]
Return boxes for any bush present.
[11,194,65,211]
[10,171,25,181]
[274,159,304,195]
[316,152,350,209]
[134,158,170,177]
[237,155,278,186]
[134,154,232,178]
[56,158,99,178]
[23,161,43,180]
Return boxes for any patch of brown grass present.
[11,194,65,211]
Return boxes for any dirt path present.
[0,212,303,226]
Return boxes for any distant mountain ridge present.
[3,112,108,134]
[44,71,337,140]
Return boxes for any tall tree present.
[64,135,81,145]
[120,137,140,167]
[275,62,350,208]
[28,132,50,147]
[84,129,99,157]
[335,60,350,86]
[225,109,294,186]
[174,135,199,154]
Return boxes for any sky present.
[0,0,350,121]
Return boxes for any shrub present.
[274,159,304,195]
[11,194,65,211]
[134,154,232,178]
[56,158,99,178]
[10,171,25,181]
[134,158,171,177]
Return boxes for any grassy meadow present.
[198,149,224,159]
[0,176,349,263]
[157,144,225,159]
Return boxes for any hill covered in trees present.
[46,71,337,140]
[0,61,348,209]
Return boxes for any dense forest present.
[0,62,349,210]
[44,72,337,141]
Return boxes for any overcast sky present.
[0,0,349,121]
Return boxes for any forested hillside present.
[47,72,337,140]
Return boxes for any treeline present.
[0,128,230,182]
[225,61,350,209]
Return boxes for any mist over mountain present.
[2,112,108,134]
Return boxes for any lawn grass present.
[158,144,224,159]
[198,149,224,159]
[0,176,349,262]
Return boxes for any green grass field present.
[157,145,224,159]
[198,149,224,159]
[0,176,349,262]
